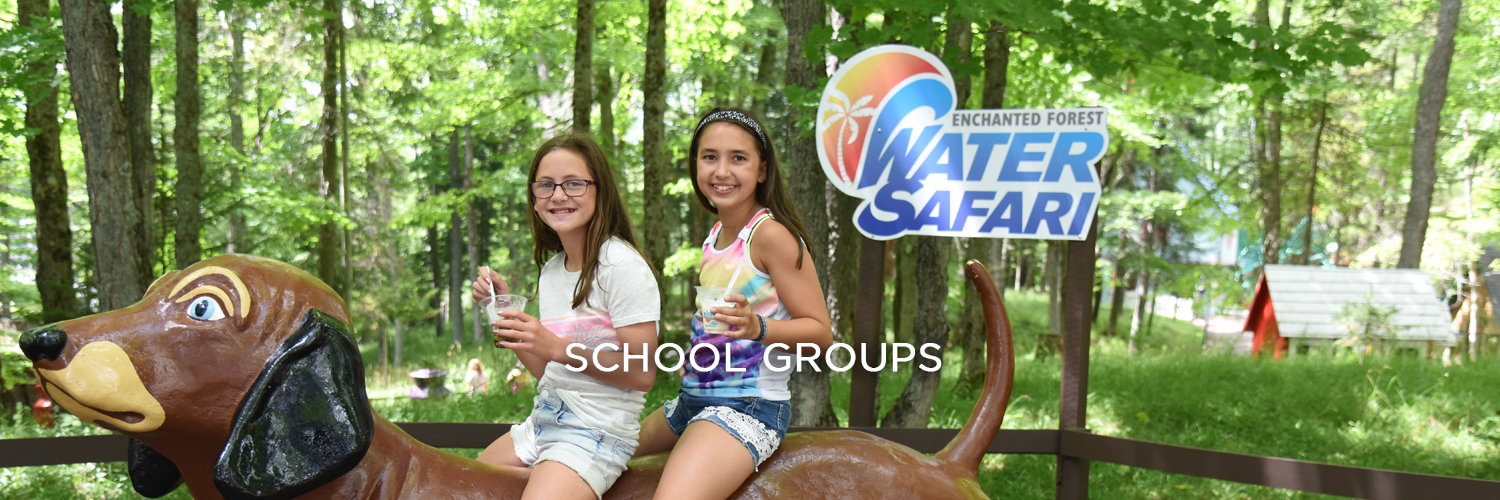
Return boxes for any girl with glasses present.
[470,134,659,500]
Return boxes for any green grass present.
[4,291,1498,499]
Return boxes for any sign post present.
[814,44,1106,495]
[848,237,885,427]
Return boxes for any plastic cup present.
[482,294,528,345]
[695,286,733,334]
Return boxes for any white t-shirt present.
[533,236,660,439]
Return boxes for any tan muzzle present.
[37,341,166,433]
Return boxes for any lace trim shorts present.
[511,387,637,499]
[663,391,791,469]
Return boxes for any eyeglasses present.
[531,179,595,199]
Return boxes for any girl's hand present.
[710,294,758,340]
[471,266,511,302]
[492,311,569,363]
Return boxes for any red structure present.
[30,383,53,428]
[1243,274,1287,358]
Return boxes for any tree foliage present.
[0,0,1498,423]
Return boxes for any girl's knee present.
[633,410,678,457]
[477,433,522,467]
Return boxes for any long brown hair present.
[688,107,814,269]
[526,134,648,309]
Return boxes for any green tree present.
[60,0,149,311]
[318,0,344,292]
[1398,0,1463,269]
[122,0,154,283]
[174,0,204,268]
[641,0,667,275]
[15,0,75,322]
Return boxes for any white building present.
[1242,265,1456,357]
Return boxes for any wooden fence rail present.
[3,425,1497,499]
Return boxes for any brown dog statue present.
[19,254,1015,499]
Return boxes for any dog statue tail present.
[934,260,1016,475]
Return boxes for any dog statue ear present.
[213,309,373,500]
[128,438,183,497]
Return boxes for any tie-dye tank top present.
[682,208,794,401]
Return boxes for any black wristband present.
[754,314,768,343]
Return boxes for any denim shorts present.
[663,391,791,469]
[512,388,637,499]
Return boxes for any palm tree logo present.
[821,89,877,184]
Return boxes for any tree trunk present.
[957,238,987,391]
[960,19,1008,390]
[943,14,972,108]
[174,0,203,269]
[378,322,388,370]
[982,21,1009,110]
[227,6,246,254]
[596,62,615,161]
[782,0,835,427]
[428,187,444,339]
[393,319,404,368]
[1469,260,1481,360]
[449,129,465,344]
[750,28,777,120]
[380,165,396,371]
[947,14,983,391]
[21,0,77,322]
[892,238,917,344]
[123,0,154,286]
[156,96,172,264]
[641,0,667,273]
[1389,48,1397,91]
[882,235,949,428]
[1398,0,1462,269]
[782,0,828,287]
[1092,266,1104,324]
[1128,270,1151,355]
[466,126,484,345]
[0,233,9,320]
[1104,234,1129,337]
[340,15,352,294]
[62,0,148,311]
[1250,0,1279,267]
[1296,99,1328,265]
[1262,97,1283,265]
[1041,241,1065,353]
[994,239,1008,293]
[830,192,858,345]
[1128,207,1159,354]
[1014,243,1026,291]
[1465,147,1480,360]
[833,0,879,362]
[573,0,594,133]
[318,0,342,291]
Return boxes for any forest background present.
[1,0,1499,459]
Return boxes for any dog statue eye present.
[187,296,226,321]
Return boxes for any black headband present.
[694,110,770,158]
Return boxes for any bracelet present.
[754,314,768,343]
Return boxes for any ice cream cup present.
[482,294,528,345]
[695,286,733,334]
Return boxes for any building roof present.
[1263,264,1455,344]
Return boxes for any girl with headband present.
[633,108,833,499]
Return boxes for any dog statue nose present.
[19,326,68,362]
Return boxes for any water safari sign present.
[817,45,1107,241]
